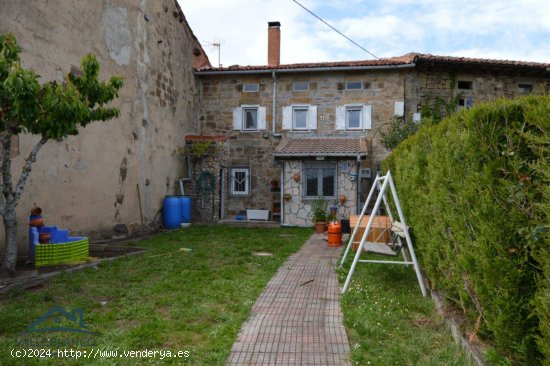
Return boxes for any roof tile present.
[274,137,368,157]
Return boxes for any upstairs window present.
[232,105,266,131]
[282,105,317,131]
[346,81,362,90]
[293,82,309,91]
[336,105,371,131]
[230,166,250,196]
[242,107,258,130]
[293,106,309,130]
[304,161,336,198]
[346,106,362,130]
[458,80,473,90]
[518,84,533,94]
[243,83,259,92]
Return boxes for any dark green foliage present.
[384,96,550,365]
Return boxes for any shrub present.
[384,96,550,365]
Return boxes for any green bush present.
[384,96,550,365]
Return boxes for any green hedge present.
[384,96,550,365]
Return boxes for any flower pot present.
[29,218,44,227]
[338,195,346,205]
[39,232,51,244]
[315,222,326,234]
[293,173,300,182]
[283,194,291,201]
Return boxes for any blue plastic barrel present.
[180,196,192,223]
[163,196,182,229]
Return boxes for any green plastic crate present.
[35,238,89,267]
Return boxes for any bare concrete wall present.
[0,0,205,256]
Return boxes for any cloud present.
[179,0,550,66]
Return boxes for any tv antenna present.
[202,40,224,67]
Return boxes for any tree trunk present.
[0,136,47,275]
[1,201,17,275]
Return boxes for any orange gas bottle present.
[327,222,342,247]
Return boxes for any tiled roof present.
[195,52,550,73]
[274,137,368,158]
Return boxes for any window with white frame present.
[336,104,371,131]
[293,82,309,91]
[282,105,317,130]
[232,105,266,131]
[243,83,259,92]
[346,106,362,129]
[242,107,258,130]
[293,106,309,130]
[304,161,336,198]
[230,166,250,196]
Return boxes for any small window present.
[518,84,533,94]
[458,97,474,110]
[304,161,336,198]
[242,107,258,130]
[293,82,309,91]
[230,166,250,196]
[346,81,362,90]
[293,106,309,130]
[458,80,473,90]
[346,106,362,129]
[243,83,259,92]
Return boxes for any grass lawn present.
[0,225,311,365]
[338,253,476,366]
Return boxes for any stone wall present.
[0,0,206,256]
[197,70,406,220]
[282,159,358,227]
[405,67,550,120]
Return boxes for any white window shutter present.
[258,106,267,130]
[232,107,242,130]
[307,106,317,130]
[362,105,372,130]
[335,106,345,130]
[282,106,292,130]
[394,101,404,117]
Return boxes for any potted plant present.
[310,197,327,234]
[283,193,291,201]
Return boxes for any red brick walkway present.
[226,233,351,366]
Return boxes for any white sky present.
[178,0,550,67]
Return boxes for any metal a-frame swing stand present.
[340,170,427,296]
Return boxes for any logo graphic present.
[19,306,97,336]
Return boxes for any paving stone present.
[226,233,351,365]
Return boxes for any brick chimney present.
[267,21,281,66]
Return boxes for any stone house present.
[193,22,550,227]
[1,3,549,258]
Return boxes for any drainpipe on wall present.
[272,70,281,137]
[356,157,361,215]
[280,161,285,225]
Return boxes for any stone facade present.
[196,65,549,226]
[0,0,208,256]
[282,160,358,226]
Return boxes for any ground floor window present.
[304,161,336,198]
[230,166,250,196]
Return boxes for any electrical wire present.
[292,0,380,60]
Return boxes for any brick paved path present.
[226,233,351,366]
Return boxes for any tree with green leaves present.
[0,34,124,275]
